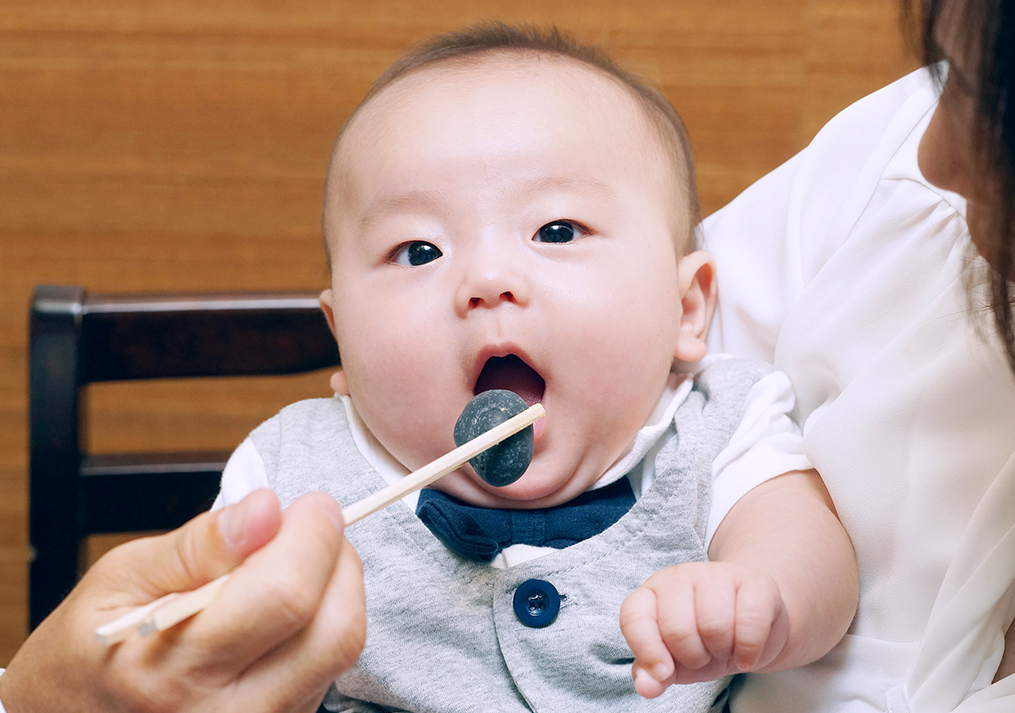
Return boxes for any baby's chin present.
[432,464,596,510]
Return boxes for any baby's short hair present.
[326,23,700,257]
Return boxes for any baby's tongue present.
[475,355,545,407]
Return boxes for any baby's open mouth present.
[474,355,545,407]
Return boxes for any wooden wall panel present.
[0,0,916,665]
[804,0,919,139]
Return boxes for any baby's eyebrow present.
[357,189,449,229]
[517,175,615,202]
[356,176,614,230]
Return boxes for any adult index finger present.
[232,536,366,713]
[182,491,348,675]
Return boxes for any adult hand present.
[1,488,365,713]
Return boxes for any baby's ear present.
[673,251,717,363]
[319,289,350,396]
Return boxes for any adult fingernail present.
[318,493,346,535]
[301,491,345,535]
[219,501,248,548]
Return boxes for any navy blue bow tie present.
[415,477,636,562]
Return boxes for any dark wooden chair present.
[28,285,339,629]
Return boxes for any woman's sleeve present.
[705,367,813,547]
[702,67,943,363]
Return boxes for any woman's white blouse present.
[704,67,1015,713]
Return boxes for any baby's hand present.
[620,561,789,698]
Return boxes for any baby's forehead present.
[325,49,692,252]
[342,51,667,157]
[399,51,628,98]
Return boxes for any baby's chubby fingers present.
[650,566,713,671]
[687,568,738,664]
[623,566,731,694]
[621,561,793,694]
[730,570,788,671]
[620,586,675,698]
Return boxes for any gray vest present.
[251,357,772,713]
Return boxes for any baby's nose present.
[454,247,530,314]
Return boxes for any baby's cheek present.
[367,387,462,472]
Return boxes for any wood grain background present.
[0,0,916,664]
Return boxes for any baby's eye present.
[391,241,443,266]
[533,220,586,244]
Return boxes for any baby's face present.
[322,54,705,508]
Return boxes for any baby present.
[216,23,858,712]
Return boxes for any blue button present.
[513,579,560,628]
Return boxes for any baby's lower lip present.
[532,409,547,443]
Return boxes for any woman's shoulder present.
[703,68,953,361]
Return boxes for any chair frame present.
[28,284,339,629]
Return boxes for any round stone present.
[453,390,534,487]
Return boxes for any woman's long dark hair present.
[906,0,1015,374]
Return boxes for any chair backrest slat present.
[79,292,338,382]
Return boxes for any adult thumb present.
[96,488,284,601]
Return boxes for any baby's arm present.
[621,468,857,697]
